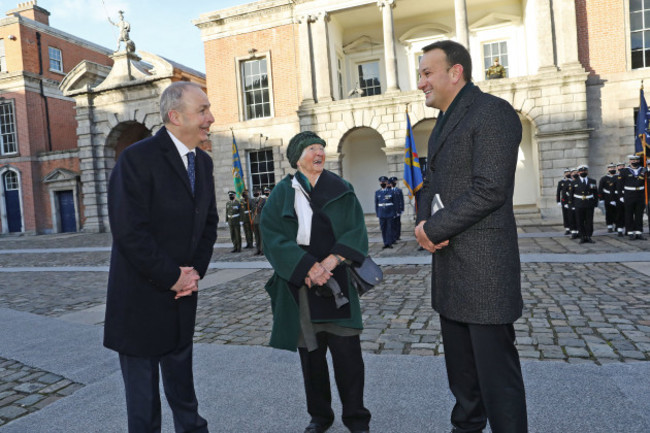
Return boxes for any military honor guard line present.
[557,154,649,243]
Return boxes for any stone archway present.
[340,127,387,213]
[107,121,152,161]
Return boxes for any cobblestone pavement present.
[1,218,650,424]
[0,357,83,427]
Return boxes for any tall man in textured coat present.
[414,40,527,433]
[104,81,218,432]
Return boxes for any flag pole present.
[231,128,253,228]
[641,81,650,228]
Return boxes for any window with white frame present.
[248,149,275,190]
[631,0,650,69]
[241,58,271,120]
[0,101,17,155]
[483,41,508,78]
[3,170,18,191]
[357,61,381,96]
[0,40,6,72]
[48,46,63,72]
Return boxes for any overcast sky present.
[1,0,246,73]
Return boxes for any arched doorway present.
[108,121,152,161]
[340,127,387,213]
[1,168,23,233]
[513,117,539,207]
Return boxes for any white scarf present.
[292,175,312,245]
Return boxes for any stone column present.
[311,12,333,103]
[536,0,558,72]
[554,0,581,69]
[454,0,469,49]
[377,0,399,92]
[297,15,315,103]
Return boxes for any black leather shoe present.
[230,248,239,253]
[618,232,624,237]
[304,422,332,433]
[245,244,253,249]
[630,235,636,241]
[637,234,647,240]
[587,237,595,243]
[571,233,578,239]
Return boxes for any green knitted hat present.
[286,131,326,169]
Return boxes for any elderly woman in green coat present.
[260,131,371,433]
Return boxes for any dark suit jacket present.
[104,126,218,357]
[416,84,523,325]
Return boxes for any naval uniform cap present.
[617,162,626,166]
[563,168,571,173]
[628,154,641,160]
[389,176,398,182]
[263,187,271,192]
[607,162,616,168]
[578,164,588,170]
[228,191,236,195]
[379,176,388,182]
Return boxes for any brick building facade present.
[0,1,112,234]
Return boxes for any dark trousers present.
[604,202,617,226]
[568,207,577,232]
[561,204,570,229]
[379,217,393,247]
[616,203,626,230]
[298,333,371,431]
[440,316,528,433]
[625,198,645,233]
[391,215,401,242]
[575,206,594,238]
[253,223,263,252]
[119,343,208,433]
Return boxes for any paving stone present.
[0,405,27,420]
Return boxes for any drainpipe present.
[35,32,53,152]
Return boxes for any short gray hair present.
[160,81,203,124]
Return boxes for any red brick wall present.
[205,23,301,126]
[18,25,112,80]
[576,0,627,75]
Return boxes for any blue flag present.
[231,133,246,197]
[403,112,423,199]
[635,88,650,155]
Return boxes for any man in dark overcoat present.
[414,40,527,432]
[104,81,218,432]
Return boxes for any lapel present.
[158,126,195,198]
[429,85,481,161]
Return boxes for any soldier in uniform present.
[240,189,254,248]
[614,162,627,236]
[389,176,404,243]
[570,165,598,244]
[375,175,396,248]
[564,168,580,239]
[226,191,242,252]
[598,163,618,233]
[486,57,506,80]
[556,168,573,235]
[617,155,647,240]
[251,187,267,255]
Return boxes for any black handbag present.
[349,256,383,296]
